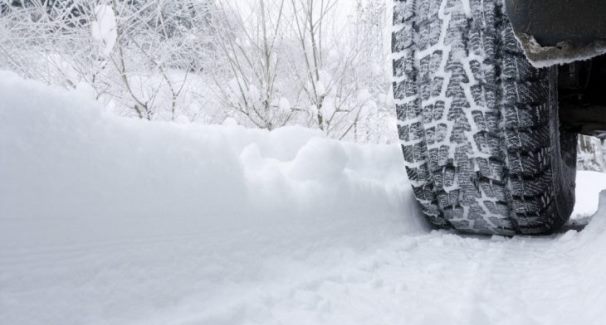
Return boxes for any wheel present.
[392,0,577,235]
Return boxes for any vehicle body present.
[506,0,606,67]
[507,0,606,139]
[392,0,606,235]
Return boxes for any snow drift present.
[0,71,424,249]
[0,71,424,324]
[2,72,606,325]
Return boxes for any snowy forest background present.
[1,0,605,170]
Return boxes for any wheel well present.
[559,54,606,138]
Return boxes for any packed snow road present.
[2,72,606,325]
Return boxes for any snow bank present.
[3,72,606,325]
[0,71,425,247]
[0,72,424,324]
[572,171,606,219]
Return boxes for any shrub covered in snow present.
[0,0,395,143]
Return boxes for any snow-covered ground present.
[2,72,606,325]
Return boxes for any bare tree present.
[1,0,398,142]
[578,135,606,171]
[0,0,216,121]
[0,0,97,86]
[288,0,386,140]
[108,0,214,120]
[211,0,294,130]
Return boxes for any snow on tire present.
[392,0,577,235]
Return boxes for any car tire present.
[392,0,577,235]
